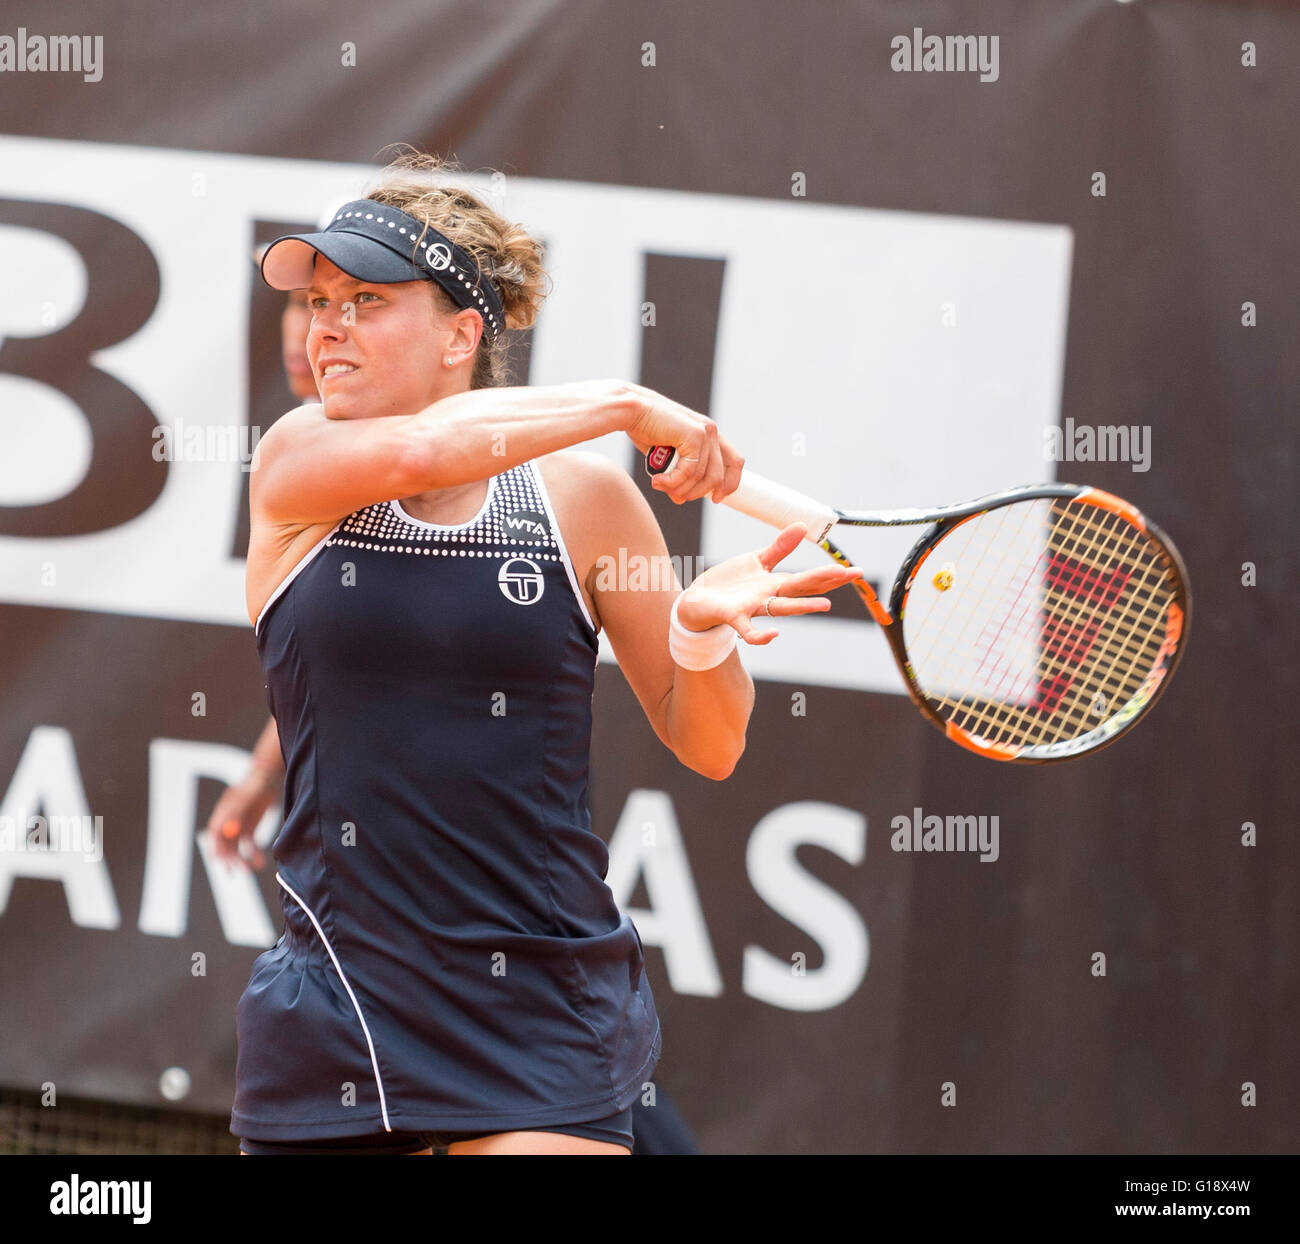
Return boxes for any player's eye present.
[309,291,380,312]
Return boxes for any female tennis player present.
[231,153,863,1155]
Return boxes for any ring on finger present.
[761,595,778,617]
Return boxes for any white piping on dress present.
[254,520,344,637]
[275,871,392,1132]
[529,459,598,638]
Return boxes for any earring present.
[444,357,455,367]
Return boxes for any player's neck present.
[397,477,491,525]
[397,373,488,521]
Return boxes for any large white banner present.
[0,134,1072,695]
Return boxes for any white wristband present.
[669,595,737,671]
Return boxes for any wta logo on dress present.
[497,557,545,605]
[503,509,551,541]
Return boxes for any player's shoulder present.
[533,451,653,563]
[265,402,326,432]
[253,403,326,461]
[534,448,640,501]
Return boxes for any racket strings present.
[910,501,1034,673]
[910,499,1057,733]
[956,504,1162,744]
[955,508,1172,746]
[1021,505,1172,744]
[963,506,1172,746]
[903,498,1177,750]
[1041,507,1171,729]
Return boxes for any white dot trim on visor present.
[317,207,503,337]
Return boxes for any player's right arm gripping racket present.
[645,446,1190,763]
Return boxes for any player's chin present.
[320,393,372,421]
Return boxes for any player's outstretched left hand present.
[674,523,864,645]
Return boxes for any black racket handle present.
[644,445,675,476]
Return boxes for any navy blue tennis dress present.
[230,458,661,1142]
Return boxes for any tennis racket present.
[645,445,1190,763]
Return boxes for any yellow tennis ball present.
[933,563,955,592]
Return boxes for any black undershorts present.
[239,1106,635,1154]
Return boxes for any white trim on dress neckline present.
[389,474,498,531]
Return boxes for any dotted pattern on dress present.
[327,461,561,562]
